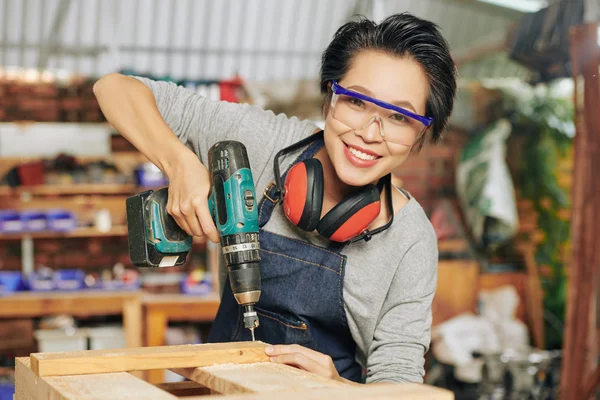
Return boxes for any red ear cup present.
[282,156,382,242]
[283,159,324,231]
[317,185,381,242]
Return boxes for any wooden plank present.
[203,382,454,400]
[14,357,176,400]
[172,362,347,395]
[30,341,270,377]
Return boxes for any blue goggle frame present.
[331,80,433,127]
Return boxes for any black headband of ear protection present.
[272,131,394,244]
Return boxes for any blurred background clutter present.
[0,0,599,399]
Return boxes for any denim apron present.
[208,134,363,382]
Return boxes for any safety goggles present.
[330,80,433,146]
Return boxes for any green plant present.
[483,79,574,350]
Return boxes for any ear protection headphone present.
[271,131,394,244]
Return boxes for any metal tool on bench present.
[125,140,261,340]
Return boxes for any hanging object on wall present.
[508,0,584,82]
[455,119,519,251]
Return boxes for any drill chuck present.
[221,232,261,306]
[243,305,259,329]
[221,232,260,267]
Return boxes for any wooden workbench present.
[14,341,454,399]
[0,290,143,348]
[143,292,221,383]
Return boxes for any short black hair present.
[320,12,457,148]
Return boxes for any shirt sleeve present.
[365,237,438,384]
[131,76,317,184]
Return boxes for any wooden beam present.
[583,365,600,400]
[14,357,176,400]
[172,362,347,395]
[30,341,270,377]
[561,22,600,400]
[516,242,545,349]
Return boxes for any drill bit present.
[250,327,256,342]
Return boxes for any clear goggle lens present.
[331,92,427,146]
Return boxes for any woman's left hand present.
[265,344,347,383]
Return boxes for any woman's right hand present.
[93,73,220,243]
[165,152,220,243]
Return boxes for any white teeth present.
[349,146,377,161]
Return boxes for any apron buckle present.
[263,182,281,204]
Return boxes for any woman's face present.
[323,50,429,187]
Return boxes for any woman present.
[94,12,457,385]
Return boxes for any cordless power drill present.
[206,141,261,339]
[125,141,261,340]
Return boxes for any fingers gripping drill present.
[207,141,261,340]
[125,141,261,340]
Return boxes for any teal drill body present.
[207,141,261,338]
[207,167,258,236]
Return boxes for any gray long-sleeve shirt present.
[132,76,439,384]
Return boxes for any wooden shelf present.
[0,184,161,196]
[438,238,470,253]
[0,290,141,317]
[0,226,208,246]
[0,226,128,240]
[0,290,143,350]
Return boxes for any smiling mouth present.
[345,143,381,161]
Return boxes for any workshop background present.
[0,0,598,399]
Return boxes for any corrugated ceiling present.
[0,0,535,81]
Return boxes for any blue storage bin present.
[28,271,55,291]
[180,279,212,295]
[0,384,14,400]
[53,269,85,291]
[20,210,47,232]
[0,272,23,296]
[0,210,23,233]
[45,209,76,232]
[134,164,169,187]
